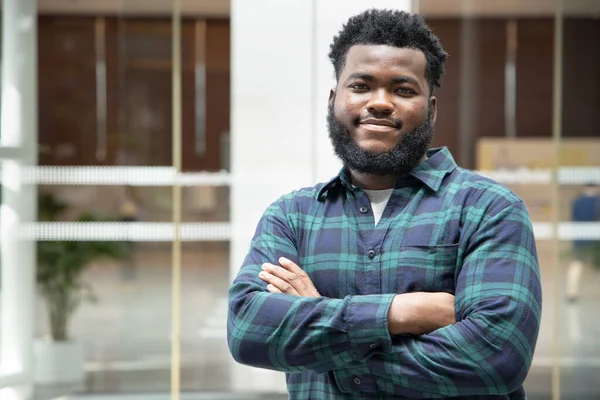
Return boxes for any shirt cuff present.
[346,294,395,361]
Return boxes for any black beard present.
[327,102,435,176]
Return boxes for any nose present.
[366,88,393,115]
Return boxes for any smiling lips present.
[359,118,400,133]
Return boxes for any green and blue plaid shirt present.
[228,147,542,399]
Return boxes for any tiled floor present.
[32,241,600,399]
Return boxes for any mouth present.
[358,118,400,133]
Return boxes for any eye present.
[396,87,416,95]
[349,83,369,91]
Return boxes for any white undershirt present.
[363,188,394,225]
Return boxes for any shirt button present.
[368,250,376,259]
[359,206,368,214]
[353,377,362,385]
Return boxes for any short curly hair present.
[329,9,448,93]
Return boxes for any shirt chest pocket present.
[396,244,458,294]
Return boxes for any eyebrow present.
[346,73,419,86]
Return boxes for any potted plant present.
[34,193,131,384]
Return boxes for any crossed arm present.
[260,256,455,336]
[227,200,542,396]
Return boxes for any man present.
[228,9,542,399]
[566,183,600,302]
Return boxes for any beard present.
[327,102,435,176]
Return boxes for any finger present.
[259,271,298,296]
[262,263,300,285]
[278,257,320,297]
[264,262,320,298]
[277,257,307,277]
[266,284,281,294]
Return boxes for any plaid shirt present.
[228,147,542,399]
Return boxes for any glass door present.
[1,0,234,398]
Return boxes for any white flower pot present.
[33,338,84,384]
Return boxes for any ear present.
[329,89,336,106]
[429,96,437,124]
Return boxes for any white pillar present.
[230,0,316,285]
[230,0,411,392]
[0,0,38,398]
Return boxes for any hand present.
[388,292,455,335]
[259,257,321,298]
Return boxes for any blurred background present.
[0,0,599,399]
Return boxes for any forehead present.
[340,45,427,81]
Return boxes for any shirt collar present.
[411,147,457,191]
[317,147,457,201]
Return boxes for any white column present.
[0,0,38,398]
[230,0,411,392]
[230,0,316,284]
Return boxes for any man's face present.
[328,45,437,176]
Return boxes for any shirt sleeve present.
[361,200,542,397]
[227,198,396,373]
